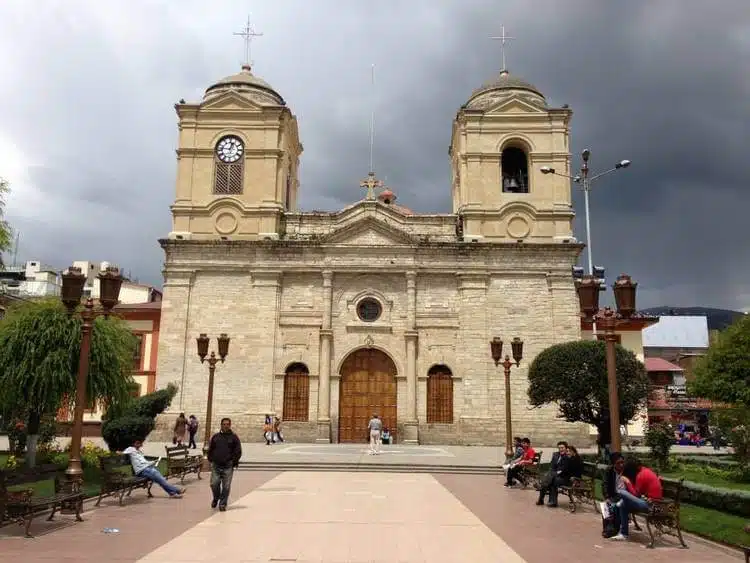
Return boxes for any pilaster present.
[403,271,419,444]
[317,270,334,443]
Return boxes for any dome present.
[377,187,412,215]
[203,64,285,106]
[465,70,545,109]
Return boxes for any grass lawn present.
[660,465,750,492]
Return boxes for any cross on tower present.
[490,25,516,71]
[360,171,383,200]
[234,15,263,68]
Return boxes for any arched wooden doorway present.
[338,348,397,443]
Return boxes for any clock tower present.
[169,64,302,241]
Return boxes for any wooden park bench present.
[164,445,203,483]
[558,462,598,513]
[0,464,84,538]
[519,452,543,489]
[631,477,687,549]
[95,454,153,507]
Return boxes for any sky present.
[0,1,748,310]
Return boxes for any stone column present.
[317,270,334,443]
[403,271,419,444]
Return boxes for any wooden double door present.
[338,349,397,443]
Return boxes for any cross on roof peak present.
[490,25,516,72]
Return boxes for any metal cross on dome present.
[490,24,516,71]
[360,171,383,200]
[234,15,263,68]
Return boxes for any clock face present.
[216,136,244,163]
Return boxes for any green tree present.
[690,314,750,408]
[102,383,178,452]
[0,178,13,265]
[0,298,137,466]
[527,340,650,449]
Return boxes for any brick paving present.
[0,471,278,561]
[1,470,743,562]
[435,473,744,562]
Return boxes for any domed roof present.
[467,70,545,105]
[377,186,412,215]
[203,64,285,105]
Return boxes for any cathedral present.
[154,57,589,447]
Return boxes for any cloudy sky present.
[0,1,748,310]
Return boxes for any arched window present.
[213,135,245,195]
[283,363,310,421]
[501,146,529,193]
[426,365,454,424]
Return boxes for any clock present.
[216,136,244,163]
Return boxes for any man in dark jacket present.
[208,417,242,511]
[537,441,567,506]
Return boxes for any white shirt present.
[368,418,383,432]
[123,446,156,475]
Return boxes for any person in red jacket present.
[504,438,536,487]
[609,458,662,541]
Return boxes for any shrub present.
[671,478,750,518]
[645,422,674,470]
[3,413,57,457]
[101,383,178,452]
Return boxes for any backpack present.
[601,502,621,538]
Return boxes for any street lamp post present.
[61,266,123,486]
[196,333,230,471]
[575,273,638,454]
[490,337,524,460]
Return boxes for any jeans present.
[211,465,234,508]
[539,474,569,505]
[188,432,197,449]
[139,466,182,496]
[618,489,651,536]
[506,465,525,485]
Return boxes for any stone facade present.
[153,64,590,447]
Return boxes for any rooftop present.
[642,315,710,349]
[644,357,684,372]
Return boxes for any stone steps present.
[237,461,504,475]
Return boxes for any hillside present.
[641,306,745,331]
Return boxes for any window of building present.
[283,363,310,422]
[501,146,529,193]
[213,135,245,195]
[130,383,142,398]
[133,333,144,370]
[356,298,382,323]
[426,365,454,424]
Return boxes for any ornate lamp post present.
[61,266,123,486]
[196,333,230,471]
[576,273,637,454]
[490,336,524,460]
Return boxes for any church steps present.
[236,462,503,475]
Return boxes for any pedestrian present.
[368,413,382,455]
[263,415,273,445]
[187,415,199,449]
[273,416,284,443]
[173,412,188,446]
[208,417,242,511]
[122,439,185,498]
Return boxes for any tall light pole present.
[490,337,524,460]
[541,150,631,276]
[196,333,230,471]
[61,266,123,487]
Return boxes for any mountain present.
[640,307,745,331]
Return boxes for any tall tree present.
[0,178,13,266]
[0,298,137,466]
[690,314,750,408]
[527,340,650,447]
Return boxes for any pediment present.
[200,91,264,112]
[321,215,416,246]
[486,95,547,115]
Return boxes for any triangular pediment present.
[486,95,546,115]
[321,215,416,246]
[200,91,263,112]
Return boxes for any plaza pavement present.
[0,469,743,562]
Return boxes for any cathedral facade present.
[154,62,589,446]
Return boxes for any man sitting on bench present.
[123,439,185,498]
[504,438,536,487]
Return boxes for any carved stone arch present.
[334,344,404,380]
[206,197,245,214]
[499,135,533,195]
[209,129,250,148]
[497,134,536,153]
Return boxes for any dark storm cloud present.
[0,1,747,310]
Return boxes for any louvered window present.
[426,366,454,424]
[283,363,310,422]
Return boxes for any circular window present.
[357,298,382,323]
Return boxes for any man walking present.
[207,417,242,511]
[368,414,383,455]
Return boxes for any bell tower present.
[449,67,575,243]
[169,61,302,241]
